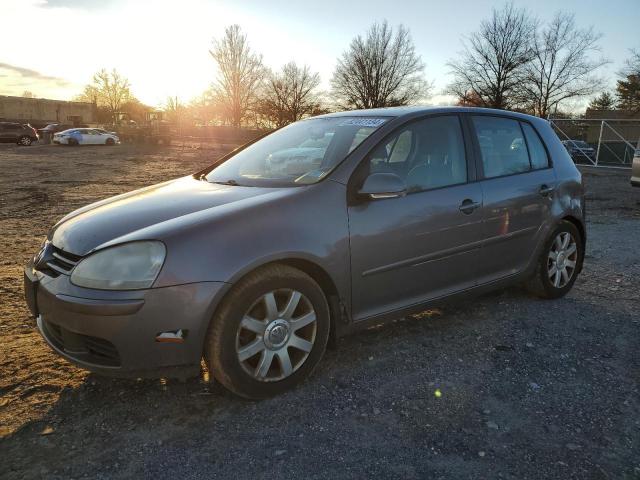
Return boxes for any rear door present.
[348,114,484,321]
[469,115,556,284]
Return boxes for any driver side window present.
[366,115,468,193]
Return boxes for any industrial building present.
[0,95,95,126]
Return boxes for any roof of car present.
[317,106,542,122]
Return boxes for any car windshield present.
[571,141,589,148]
[205,117,388,187]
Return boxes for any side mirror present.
[358,172,407,200]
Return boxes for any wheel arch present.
[207,257,345,354]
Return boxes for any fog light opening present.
[155,329,187,343]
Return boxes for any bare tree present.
[163,96,185,126]
[446,3,535,109]
[619,48,640,77]
[520,13,608,117]
[78,69,132,122]
[210,25,264,127]
[588,92,616,110]
[331,21,428,109]
[21,90,34,98]
[185,92,226,125]
[258,62,322,127]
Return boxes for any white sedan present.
[53,128,119,146]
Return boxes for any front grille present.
[45,247,81,276]
[41,319,121,367]
[34,241,83,277]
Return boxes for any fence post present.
[595,120,604,166]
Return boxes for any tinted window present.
[472,116,530,178]
[367,115,467,192]
[521,123,549,169]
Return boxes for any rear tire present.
[526,221,583,299]
[204,264,330,399]
[18,136,32,146]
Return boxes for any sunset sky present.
[0,0,637,109]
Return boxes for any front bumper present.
[24,261,228,378]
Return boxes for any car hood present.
[50,176,279,256]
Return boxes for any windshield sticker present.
[337,118,387,128]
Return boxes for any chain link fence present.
[549,118,640,168]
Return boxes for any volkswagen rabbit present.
[24,107,585,399]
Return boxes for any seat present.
[406,133,454,191]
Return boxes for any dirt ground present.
[0,143,638,479]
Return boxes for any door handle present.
[539,184,555,196]
[459,199,481,214]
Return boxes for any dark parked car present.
[0,122,39,145]
[24,107,586,399]
[561,139,596,162]
[38,123,75,134]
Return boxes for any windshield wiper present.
[210,179,240,186]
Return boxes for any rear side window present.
[521,123,549,169]
[472,116,530,178]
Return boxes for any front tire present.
[105,138,115,145]
[527,221,583,299]
[204,264,330,399]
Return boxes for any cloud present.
[0,62,71,88]
[39,0,117,10]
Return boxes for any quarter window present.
[472,116,530,178]
[521,123,549,169]
[367,116,467,192]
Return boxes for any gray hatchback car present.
[24,107,586,399]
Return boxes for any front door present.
[0,123,19,141]
[468,115,557,284]
[348,114,484,322]
[81,130,100,144]
[0,124,10,141]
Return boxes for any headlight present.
[70,241,165,290]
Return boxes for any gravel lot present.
[0,143,639,479]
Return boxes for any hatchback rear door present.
[347,114,484,321]
[468,115,556,284]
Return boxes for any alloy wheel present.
[547,231,578,288]
[235,289,317,382]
